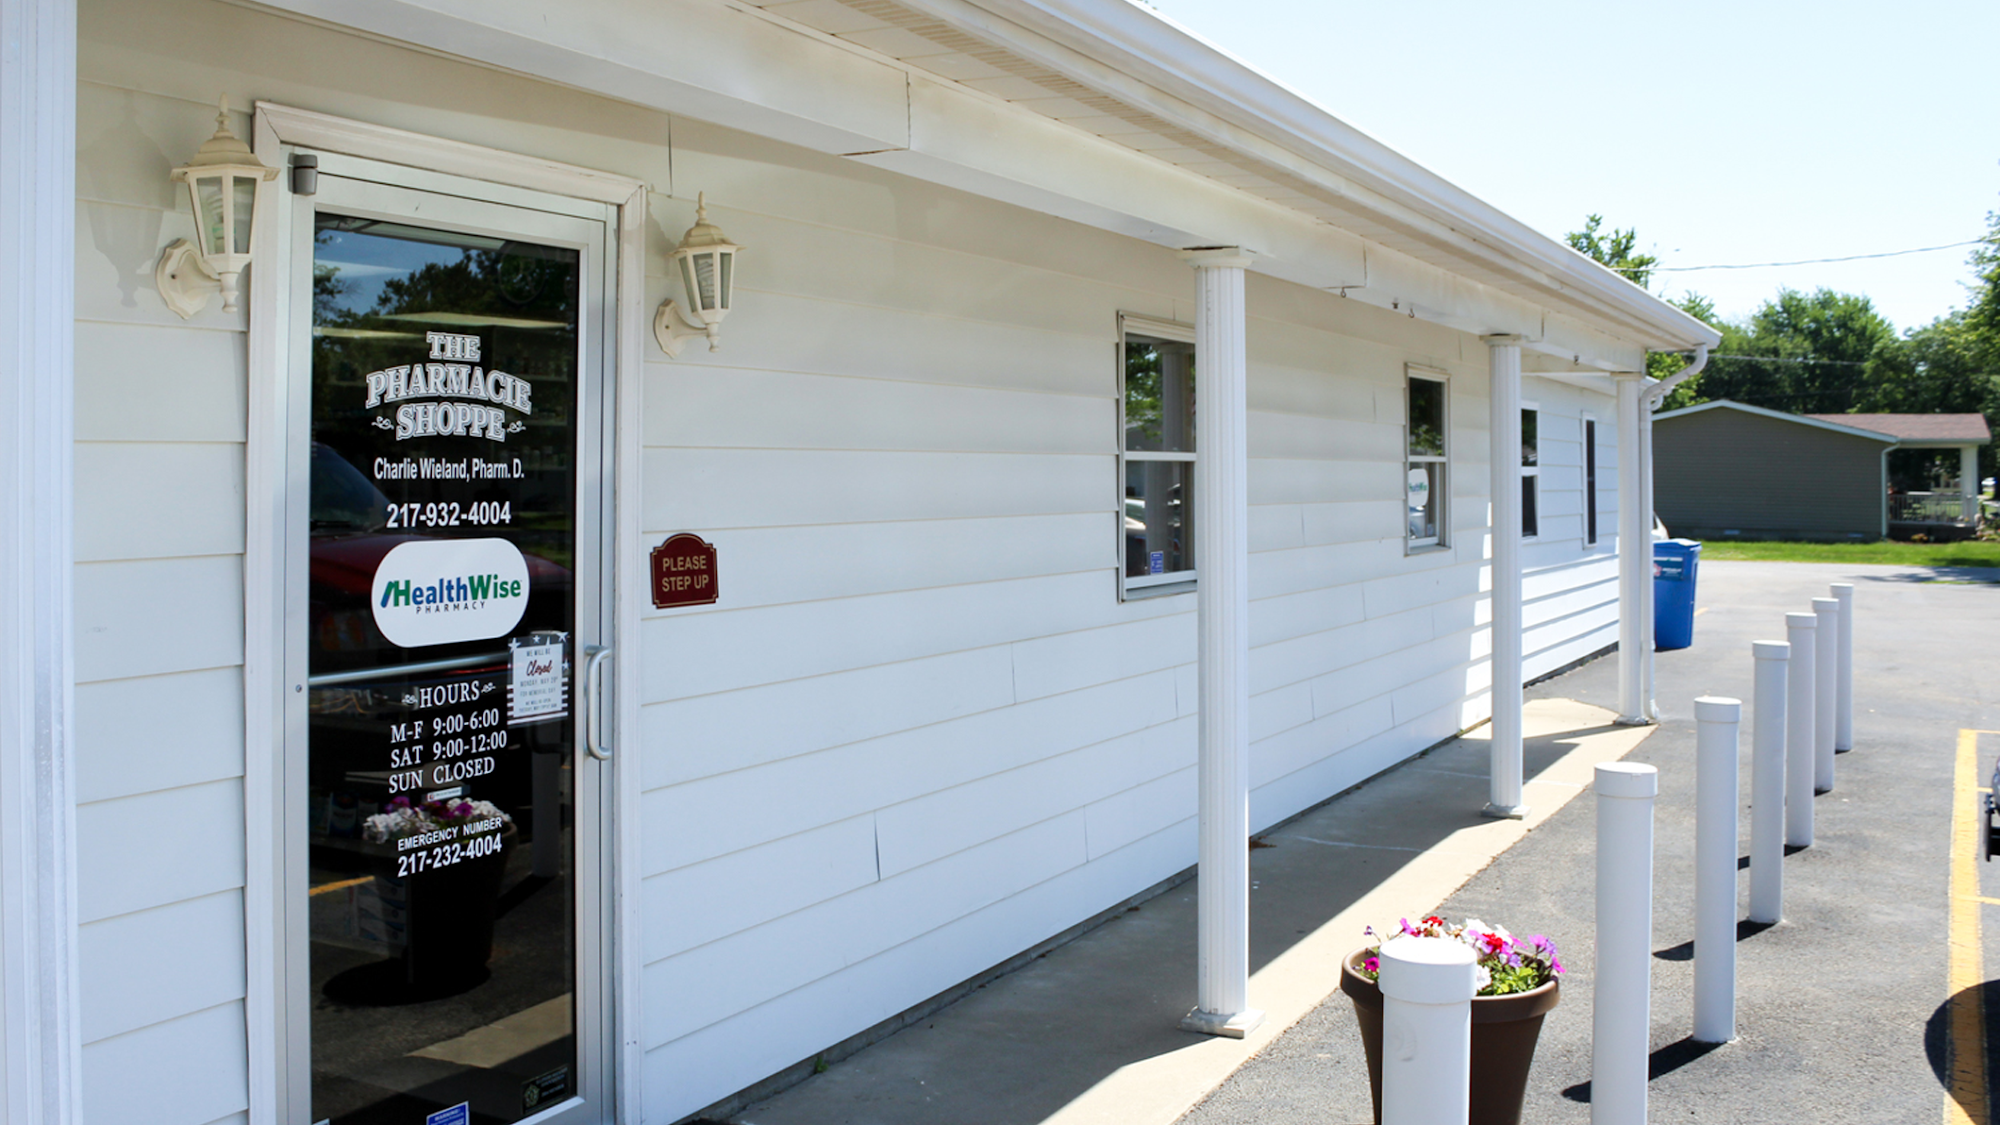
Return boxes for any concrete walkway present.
[733,699,1656,1125]
[1181,560,2000,1124]
[733,559,2000,1125]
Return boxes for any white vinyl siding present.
[1516,379,1622,679]
[73,65,254,1125]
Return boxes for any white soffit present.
[252,0,1707,360]
[750,0,1717,354]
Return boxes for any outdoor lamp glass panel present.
[655,193,742,356]
[668,194,740,329]
[232,176,257,255]
[162,97,278,315]
[194,177,227,257]
[678,254,701,316]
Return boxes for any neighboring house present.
[0,2,1717,1124]
[1805,413,1993,534]
[1654,400,1991,541]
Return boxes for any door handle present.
[583,645,613,760]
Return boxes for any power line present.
[1709,353,1872,367]
[1605,239,1987,274]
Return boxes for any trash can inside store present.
[1654,538,1702,650]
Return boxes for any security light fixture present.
[654,193,742,358]
[156,97,278,318]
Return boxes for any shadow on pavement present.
[1923,982,1996,1123]
[1649,919,1776,962]
[1856,565,2000,585]
[1559,1037,1725,1102]
[742,709,1640,1125]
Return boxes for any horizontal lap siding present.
[637,156,1198,1108]
[1521,380,1620,679]
[74,69,252,1125]
[1245,326,1482,825]
[639,183,1631,1116]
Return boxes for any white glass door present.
[285,158,615,1125]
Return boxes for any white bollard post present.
[1784,612,1817,848]
[1749,641,1789,924]
[1694,697,1741,1044]
[1831,583,1854,752]
[1593,761,1658,1125]
[1812,597,1838,794]
[1379,936,1476,1125]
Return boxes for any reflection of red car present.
[307,443,572,666]
[306,446,574,818]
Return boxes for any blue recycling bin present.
[1654,538,1702,651]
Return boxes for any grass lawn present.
[1696,539,2000,567]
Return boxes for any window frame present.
[1405,365,1450,552]
[1583,413,1599,547]
[1520,401,1540,541]
[1118,313,1198,600]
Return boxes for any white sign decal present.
[508,637,568,724]
[361,332,535,445]
[1407,467,1431,510]
[370,538,531,648]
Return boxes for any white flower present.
[1473,965,1493,991]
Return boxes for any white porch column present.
[0,0,83,1121]
[1963,444,1981,522]
[1484,335,1526,818]
[1178,248,1263,1038]
[1613,374,1649,725]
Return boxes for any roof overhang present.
[249,0,1719,369]
[1654,400,1900,443]
[887,0,1719,354]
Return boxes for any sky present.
[1147,0,1999,334]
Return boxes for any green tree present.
[1563,215,1716,394]
[1870,210,2000,480]
[1693,288,1906,414]
[1566,214,1658,290]
[1565,209,2000,480]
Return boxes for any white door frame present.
[245,103,647,1125]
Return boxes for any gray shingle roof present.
[1803,413,1991,443]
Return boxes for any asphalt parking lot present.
[1180,560,2000,1125]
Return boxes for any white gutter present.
[1616,344,1708,723]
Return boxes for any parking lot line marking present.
[1970,896,2000,908]
[1948,728,1988,1125]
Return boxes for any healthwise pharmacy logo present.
[370,538,530,648]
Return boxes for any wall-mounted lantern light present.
[156,97,278,318]
[653,194,742,358]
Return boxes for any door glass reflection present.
[307,214,581,1125]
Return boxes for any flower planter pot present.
[399,823,517,992]
[1340,948,1560,1125]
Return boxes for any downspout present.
[1644,343,1709,411]
[1638,345,1708,721]
[1615,345,1707,724]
